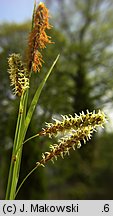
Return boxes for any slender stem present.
[15,165,39,199]
[9,90,29,200]
[5,94,24,200]
[5,161,14,200]
[15,134,39,156]
[23,133,39,144]
[5,90,29,200]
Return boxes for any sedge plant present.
[5,2,106,200]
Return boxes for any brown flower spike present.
[28,2,53,72]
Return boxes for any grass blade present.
[24,54,60,136]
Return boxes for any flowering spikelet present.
[28,2,53,72]
[36,110,106,166]
[39,110,106,138]
[8,54,29,96]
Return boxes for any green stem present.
[9,90,28,200]
[15,165,38,199]
[15,134,39,156]
[5,93,25,200]
[23,133,39,144]
[5,161,14,200]
[5,90,29,200]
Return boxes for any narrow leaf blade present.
[24,54,60,134]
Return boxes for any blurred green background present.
[0,0,113,199]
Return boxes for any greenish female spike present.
[39,110,106,138]
[36,110,106,166]
[36,126,94,166]
[8,54,29,96]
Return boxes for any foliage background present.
[0,0,113,199]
